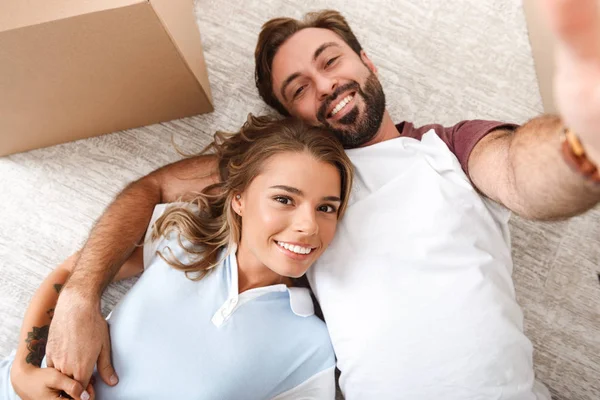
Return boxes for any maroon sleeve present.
[397,120,519,177]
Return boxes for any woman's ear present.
[232,193,243,216]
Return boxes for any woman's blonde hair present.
[151,114,353,280]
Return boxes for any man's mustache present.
[317,81,360,122]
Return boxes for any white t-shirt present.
[307,131,550,400]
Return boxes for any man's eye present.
[293,86,305,98]
[274,196,293,205]
[325,57,339,67]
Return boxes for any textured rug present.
[1,1,599,399]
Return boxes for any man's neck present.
[361,110,399,147]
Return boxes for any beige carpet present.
[1,1,599,399]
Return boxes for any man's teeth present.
[277,241,313,255]
[330,94,354,117]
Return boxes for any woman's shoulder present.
[282,287,334,355]
[267,300,336,399]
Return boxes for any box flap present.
[0,0,145,33]
[150,0,213,106]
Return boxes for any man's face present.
[271,28,386,148]
[272,28,385,148]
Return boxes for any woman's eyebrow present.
[269,185,341,202]
[270,185,302,195]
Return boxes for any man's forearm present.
[509,114,600,219]
[65,154,219,298]
[66,176,161,298]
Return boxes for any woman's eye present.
[274,196,293,205]
[318,204,337,213]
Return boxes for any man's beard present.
[316,72,386,149]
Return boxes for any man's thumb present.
[97,339,118,386]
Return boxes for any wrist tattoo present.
[53,283,63,294]
[24,325,49,367]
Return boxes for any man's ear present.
[360,50,378,75]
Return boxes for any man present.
[39,0,600,398]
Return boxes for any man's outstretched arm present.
[469,115,600,220]
[45,154,218,394]
[469,0,600,220]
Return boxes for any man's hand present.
[11,363,95,400]
[542,0,600,163]
[41,152,217,393]
[45,288,118,390]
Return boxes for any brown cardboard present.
[0,0,213,156]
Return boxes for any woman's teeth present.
[277,241,313,255]
[330,94,354,117]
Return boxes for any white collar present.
[211,247,314,327]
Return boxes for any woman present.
[4,115,353,399]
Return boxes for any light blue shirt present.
[94,203,336,399]
[1,204,335,399]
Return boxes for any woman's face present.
[233,151,342,278]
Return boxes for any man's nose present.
[316,75,338,101]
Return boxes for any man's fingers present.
[72,366,95,392]
[541,0,600,60]
[47,369,89,400]
[85,382,96,400]
[97,330,118,387]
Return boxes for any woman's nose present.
[293,207,319,235]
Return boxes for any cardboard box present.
[0,0,213,156]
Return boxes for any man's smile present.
[328,92,356,119]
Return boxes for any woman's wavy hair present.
[151,114,353,280]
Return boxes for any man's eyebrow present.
[270,185,341,202]
[280,72,301,102]
[313,42,340,61]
